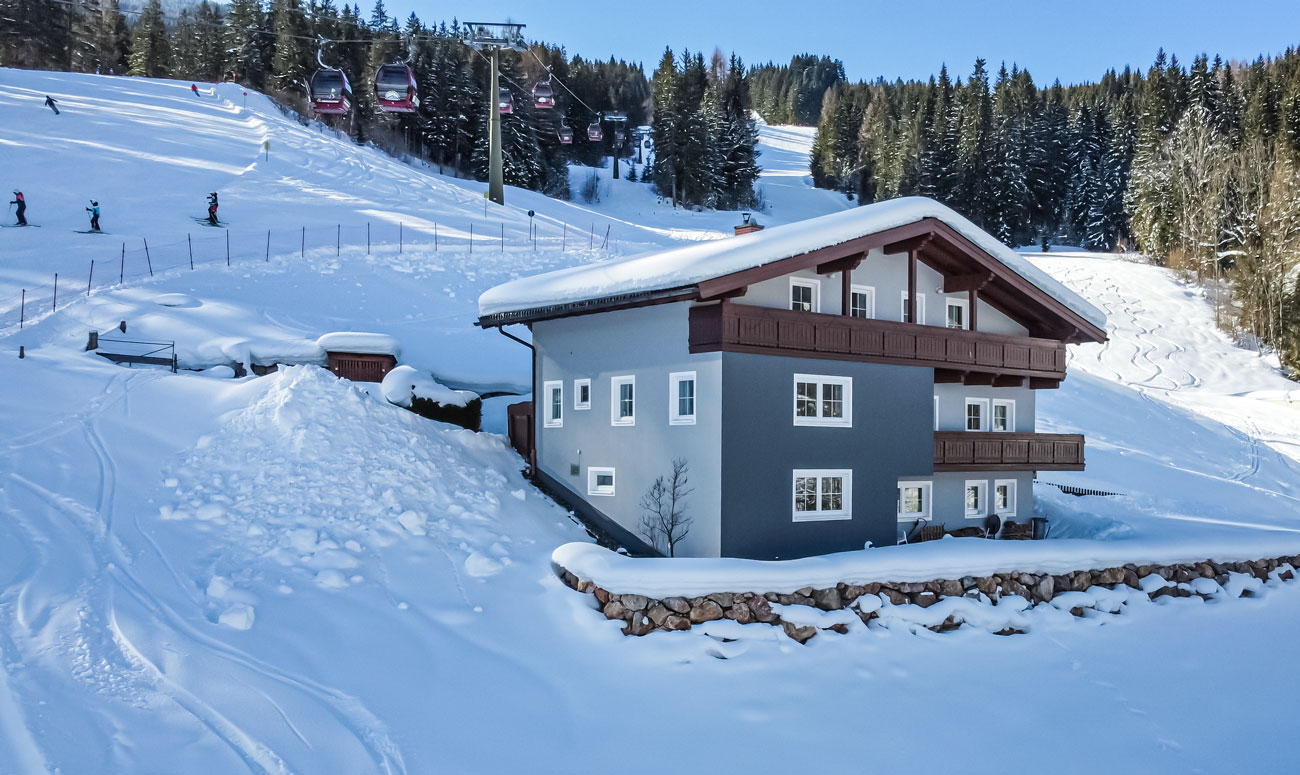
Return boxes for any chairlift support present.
[461,22,527,206]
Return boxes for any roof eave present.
[477,286,699,328]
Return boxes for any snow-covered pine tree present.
[128,0,170,77]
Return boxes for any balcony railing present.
[689,301,1067,382]
[933,431,1085,471]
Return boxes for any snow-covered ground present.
[2,68,1299,773]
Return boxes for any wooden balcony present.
[933,431,1086,472]
[689,301,1068,385]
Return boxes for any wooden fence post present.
[87,260,94,296]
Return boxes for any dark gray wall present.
[720,354,935,560]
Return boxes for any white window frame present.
[934,395,940,431]
[991,399,1015,432]
[668,371,697,425]
[573,378,591,411]
[965,479,988,519]
[543,380,563,428]
[792,469,852,522]
[849,284,876,319]
[792,374,853,428]
[790,277,821,313]
[946,297,970,330]
[897,480,932,521]
[901,291,926,324]
[587,467,616,496]
[965,397,990,432]
[610,375,635,426]
[994,479,1018,517]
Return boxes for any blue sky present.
[407,0,1300,84]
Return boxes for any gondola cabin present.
[533,80,555,109]
[498,88,514,115]
[374,63,419,113]
[557,125,574,144]
[587,121,603,142]
[310,68,352,115]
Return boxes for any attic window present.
[790,278,820,313]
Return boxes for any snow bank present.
[552,535,1300,598]
[479,197,1107,330]
[380,364,476,407]
[315,332,401,357]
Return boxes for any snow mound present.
[380,364,476,407]
[159,365,524,603]
[315,332,400,356]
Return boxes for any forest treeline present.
[752,50,1300,369]
[0,0,758,208]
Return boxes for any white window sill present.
[793,511,851,522]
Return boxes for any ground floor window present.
[543,380,563,427]
[669,371,696,425]
[994,479,1017,516]
[792,469,852,521]
[897,480,932,521]
[965,480,988,518]
[588,467,616,496]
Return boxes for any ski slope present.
[2,68,1300,774]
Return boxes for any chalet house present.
[477,197,1108,559]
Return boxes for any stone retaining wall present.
[556,554,1300,643]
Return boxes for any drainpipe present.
[495,325,537,475]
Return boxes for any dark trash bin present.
[1031,517,1051,540]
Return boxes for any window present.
[850,284,876,318]
[669,371,696,425]
[965,398,989,431]
[543,381,563,428]
[588,467,616,496]
[901,291,926,324]
[792,374,852,427]
[946,298,969,330]
[792,469,852,521]
[897,480,932,521]
[610,376,635,426]
[965,480,988,518]
[992,399,1015,432]
[573,378,591,411]
[790,277,820,313]
[994,479,1017,516]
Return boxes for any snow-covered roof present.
[315,332,401,357]
[478,197,1107,331]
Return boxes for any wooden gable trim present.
[696,216,1106,344]
[696,219,936,300]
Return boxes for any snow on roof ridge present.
[478,197,1106,330]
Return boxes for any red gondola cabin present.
[310,68,352,115]
[374,63,419,113]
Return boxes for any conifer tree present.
[128,0,171,78]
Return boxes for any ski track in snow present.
[2,69,1300,773]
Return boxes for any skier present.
[206,192,219,225]
[191,83,199,97]
[44,96,59,115]
[86,200,100,232]
[9,191,26,226]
